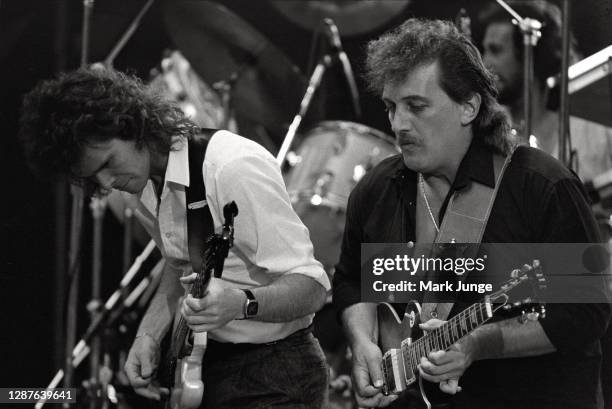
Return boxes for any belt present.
[205,324,313,356]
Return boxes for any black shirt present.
[333,140,611,409]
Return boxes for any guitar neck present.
[171,256,214,359]
[380,262,543,396]
[401,303,493,375]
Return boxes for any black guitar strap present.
[185,128,218,274]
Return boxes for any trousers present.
[200,329,328,409]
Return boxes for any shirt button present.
[165,232,173,238]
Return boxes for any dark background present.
[1,0,610,398]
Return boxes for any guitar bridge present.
[381,348,407,395]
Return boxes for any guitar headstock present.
[220,201,238,257]
[488,260,547,321]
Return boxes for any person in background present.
[478,0,612,183]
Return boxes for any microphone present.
[323,18,362,119]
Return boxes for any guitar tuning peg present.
[521,264,532,273]
[526,311,540,321]
[510,269,520,279]
[532,259,540,268]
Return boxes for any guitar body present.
[376,261,546,408]
[378,302,448,408]
[170,332,207,409]
[377,302,426,397]
[377,302,423,354]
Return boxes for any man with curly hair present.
[332,18,610,409]
[19,67,330,408]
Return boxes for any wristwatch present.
[242,289,258,319]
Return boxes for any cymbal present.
[164,0,305,134]
[269,0,411,37]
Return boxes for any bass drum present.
[285,121,399,274]
[148,50,236,131]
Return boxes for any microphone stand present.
[558,0,572,169]
[276,53,332,166]
[276,17,361,166]
[87,196,107,409]
[496,0,542,142]
[35,241,158,409]
[103,0,155,67]
[80,0,94,68]
[122,207,134,274]
[324,18,362,120]
[63,0,94,402]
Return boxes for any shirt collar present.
[390,138,496,189]
[164,138,190,187]
[452,138,496,190]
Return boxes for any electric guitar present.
[377,260,547,408]
[164,201,238,409]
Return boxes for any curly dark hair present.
[364,18,512,155]
[19,67,199,181]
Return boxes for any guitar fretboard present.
[401,303,492,374]
[171,248,215,360]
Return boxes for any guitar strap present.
[421,150,514,321]
[185,128,218,274]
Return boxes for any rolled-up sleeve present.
[213,149,330,291]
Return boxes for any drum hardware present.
[285,151,302,167]
[310,172,335,207]
[269,0,411,37]
[149,50,227,130]
[277,17,362,166]
[495,0,543,144]
[323,18,361,120]
[102,0,155,68]
[547,45,612,128]
[164,1,305,142]
[277,53,332,166]
[212,72,240,130]
[285,121,399,273]
[353,147,384,183]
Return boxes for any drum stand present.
[495,0,542,143]
[62,0,96,401]
[103,0,155,67]
[276,53,332,166]
[85,197,107,409]
[213,72,239,131]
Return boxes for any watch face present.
[246,300,258,317]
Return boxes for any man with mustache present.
[478,0,612,183]
[19,67,330,408]
[332,18,610,408]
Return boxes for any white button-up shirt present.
[123,130,329,343]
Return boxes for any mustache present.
[396,131,420,145]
